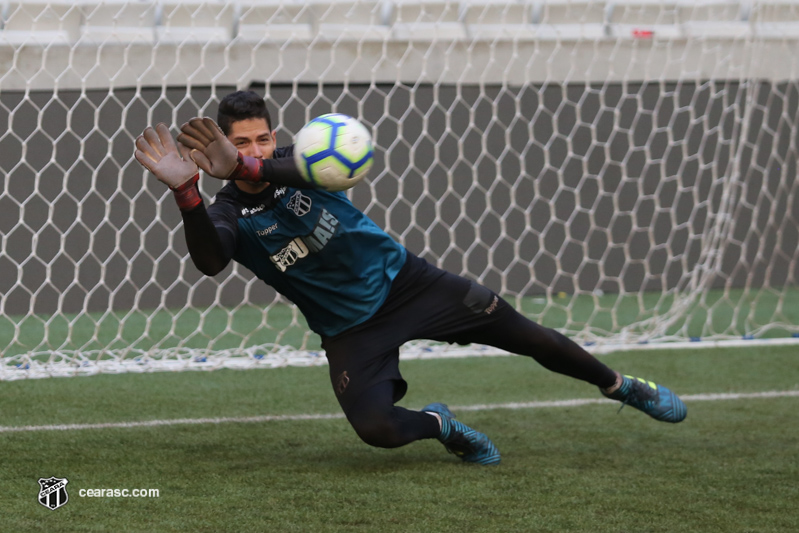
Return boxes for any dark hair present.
[217,90,272,135]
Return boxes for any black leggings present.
[331,252,618,449]
[445,307,618,389]
[345,380,441,449]
[343,309,617,449]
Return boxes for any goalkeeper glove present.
[134,123,202,210]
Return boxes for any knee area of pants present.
[351,418,404,449]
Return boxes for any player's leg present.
[343,380,501,464]
[323,327,502,464]
[343,379,440,448]
[451,297,687,423]
[322,334,439,449]
[456,297,619,388]
[405,268,686,423]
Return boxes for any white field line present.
[1,390,798,434]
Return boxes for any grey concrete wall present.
[0,80,797,317]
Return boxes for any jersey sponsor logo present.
[274,187,287,199]
[270,238,310,272]
[287,191,312,216]
[302,209,339,253]
[256,223,278,237]
[241,204,266,217]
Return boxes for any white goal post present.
[1,0,798,379]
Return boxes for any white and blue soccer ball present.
[293,114,374,192]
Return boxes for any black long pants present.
[326,254,618,449]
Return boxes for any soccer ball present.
[293,114,374,191]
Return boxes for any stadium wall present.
[1,80,796,316]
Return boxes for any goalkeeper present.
[134,90,686,466]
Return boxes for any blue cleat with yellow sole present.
[601,375,687,423]
[422,402,501,465]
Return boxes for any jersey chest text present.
[237,190,341,272]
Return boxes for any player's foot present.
[422,402,501,465]
[601,375,687,423]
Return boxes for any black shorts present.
[321,251,513,411]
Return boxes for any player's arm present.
[177,117,313,189]
[134,123,234,276]
[181,203,237,276]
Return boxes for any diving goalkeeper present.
[134,90,686,466]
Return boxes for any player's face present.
[227,117,276,159]
[227,117,276,194]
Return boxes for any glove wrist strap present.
[170,173,202,211]
[228,153,263,183]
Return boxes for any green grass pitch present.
[2,304,313,358]
[4,286,799,359]
[1,346,798,532]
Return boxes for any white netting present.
[1,0,798,379]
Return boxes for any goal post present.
[1,0,798,380]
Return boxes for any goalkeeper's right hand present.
[134,123,198,189]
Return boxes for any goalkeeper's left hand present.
[177,117,239,179]
[134,123,198,189]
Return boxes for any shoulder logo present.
[286,191,312,216]
[241,204,266,217]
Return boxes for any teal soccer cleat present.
[601,375,687,423]
[422,402,501,465]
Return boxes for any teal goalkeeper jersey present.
[207,176,407,337]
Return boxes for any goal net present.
[2,0,798,379]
